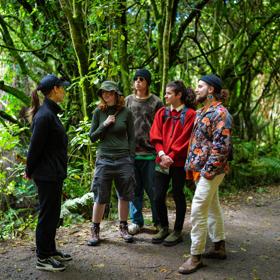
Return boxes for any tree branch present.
[0,110,21,125]
[0,81,30,105]
[235,13,279,66]
[0,40,54,53]
[171,0,210,52]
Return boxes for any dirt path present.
[1,185,279,280]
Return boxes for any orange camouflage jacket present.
[185,101,232,180]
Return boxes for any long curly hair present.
[166,80,196,109]
[98,93,125,112]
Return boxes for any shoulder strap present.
[163,107,170,122]
[180,107,188,125]
[163,106,188,125]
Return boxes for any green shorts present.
[91,156,136,204]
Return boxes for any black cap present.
[133,69,152,85]
[200,74,222,92]
[38,74,70,91]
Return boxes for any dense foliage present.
[0,0,279,239]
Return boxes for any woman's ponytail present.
[26,89,40,123]
[213,88,229,103]
[184,87,196,110]
[220,89,229,103]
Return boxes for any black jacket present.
[26,98,68,181]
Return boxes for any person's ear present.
[208,86,214,94]
[54,86,61,93]
[177,91,182,98]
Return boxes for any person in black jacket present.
[25,74,71,272]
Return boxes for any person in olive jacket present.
[87,81,136,247]
[25,74,72,272]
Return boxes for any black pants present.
[153,167,186,231]
[34,179,63,258]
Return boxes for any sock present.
[92,222,100,228]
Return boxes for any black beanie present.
[133,69,152,85]
[200,74,222,92]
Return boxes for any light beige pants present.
[190,173,225,255]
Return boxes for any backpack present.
[163,106,189,125]
[227,140,234,161]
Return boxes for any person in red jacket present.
[150,80,196,246]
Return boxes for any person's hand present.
[103,115,116,127]
[23,172,31,180]
[159,155,173,169]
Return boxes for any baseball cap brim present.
[58,80,70,87]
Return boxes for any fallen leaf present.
[69,229,80,235]
[259,255,269,260]
[92,263,105,268]
[247,196,253,202]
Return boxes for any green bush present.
[223,139,280,190]
[64,119,97,199]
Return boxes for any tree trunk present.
[59,0,93,118]
[116,0,130,96]
[161,0,174,97]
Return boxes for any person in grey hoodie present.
[125,69,163,235]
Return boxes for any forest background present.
[0,0,279,240]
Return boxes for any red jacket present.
[150,106,196,167]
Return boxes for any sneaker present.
[36,257,66,272]
[52,251,72,261]
[87,224,100,246]
[120,223,134,243]
[163,230,183,246]
[128,223,142,235]
[151,227,169,244]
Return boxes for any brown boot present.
[120,222,134,243]
[203,240,227,259]
[178,255,203,274]
[87,224,100,246]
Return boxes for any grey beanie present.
[97,81,122,97]
[133,69,152,85]
[200,74,222,92]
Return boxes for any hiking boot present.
[203,240,227,259]
[87,224,100,246]
[128,223,142,235]
[36,257,66,272]
[151,227,169,244]
[163,230,183,246]
[120,223,134,243]
[52,251,72,261]
[178,255,203,274]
